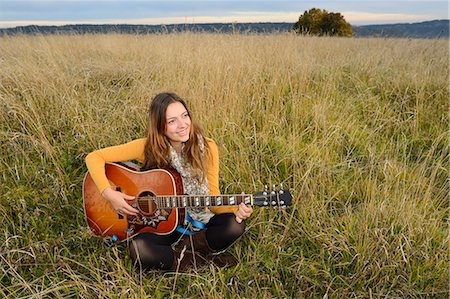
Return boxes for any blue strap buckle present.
[176,213,206,235]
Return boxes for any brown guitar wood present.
[83,162,292,242]
[83,163,185,241]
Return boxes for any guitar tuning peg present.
[278,183,285,194]
[263,184,268,195]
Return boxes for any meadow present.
[0,33,448,298]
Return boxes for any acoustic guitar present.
[83,162,292,241]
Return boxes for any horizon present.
[1,18,448,30]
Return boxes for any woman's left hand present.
[235,202,253,223]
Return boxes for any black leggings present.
[128,213,245,270]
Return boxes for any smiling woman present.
[85,92,253,272]
[164,102,191,150]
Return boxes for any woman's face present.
[164,101,191,149]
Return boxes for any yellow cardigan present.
[85,137,237,214]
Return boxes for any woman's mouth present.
[178,128,189,136]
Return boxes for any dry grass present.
[0,32,448,298]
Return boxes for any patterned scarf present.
[167,138,214,225]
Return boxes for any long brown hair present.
[142,92,209,179]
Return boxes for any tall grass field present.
[0,33,448,298]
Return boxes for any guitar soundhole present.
[137,191,157,214]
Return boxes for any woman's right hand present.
[102,187,140,216]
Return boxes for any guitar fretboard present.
[138,194,253,209]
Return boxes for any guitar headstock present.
[253,184,292,208]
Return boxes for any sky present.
[0,0,448,28]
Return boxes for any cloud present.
[0,13,297,28]
[0,1,447,28]
[343,11,439,25]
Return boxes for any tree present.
[293,8,352,37]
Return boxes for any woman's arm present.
[205,138,239,215]
[85,138,146,216]
[85,138,146,194]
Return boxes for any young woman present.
[85,92,253,271]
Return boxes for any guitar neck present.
[141,194,253,209]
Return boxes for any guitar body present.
[83,162,292,242]
[83,163,185,241]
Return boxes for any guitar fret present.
[165,197,170,208]
[150,194,254,209]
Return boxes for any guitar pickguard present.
[128,208,171,228]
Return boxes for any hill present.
[0,20,448,38]
[352,20,449,38]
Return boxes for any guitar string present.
[133,194,253,209]
[127,192,288,214]
[130,194,289,210]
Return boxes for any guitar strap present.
[175,213,206,236]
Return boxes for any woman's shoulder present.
[120,138,147,162]
[205,137,218,149]
[204,137,219,159]
[130,138,147,145]
[204,137,216,145]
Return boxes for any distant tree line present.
[293,8,352,37]
[0,23,294,36]
[0,19,447,39]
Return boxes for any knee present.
[227,213,246,237]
